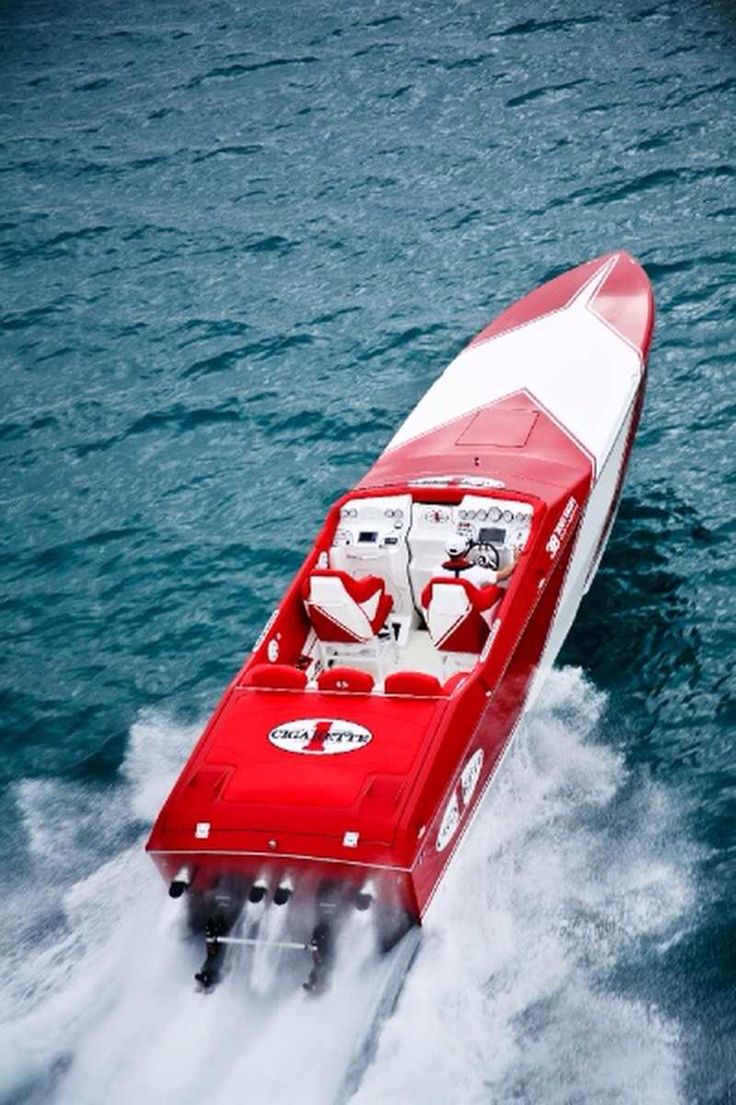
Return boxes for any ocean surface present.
[1,0,734,1102]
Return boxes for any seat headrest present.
[317,666,374,693]
[384,670,444,697]
[242,664,308,690]
[421,576,474,609]
[303,569,384,604]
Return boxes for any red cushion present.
[443,671,470,695]
[440,611,488,654]
[242,664,308,690]
[317,667,375,693]
[475,583,503,610]
[384,671,445,696]
[348,574,388,605]
[306,606,365,643]
[371,591,394,634]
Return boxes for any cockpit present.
[331,491,533,615]
[243,485,538,697]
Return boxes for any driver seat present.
[421,577,501,656]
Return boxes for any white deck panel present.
[387,288,642,475]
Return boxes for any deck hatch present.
[455,408,538,448]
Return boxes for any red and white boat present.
[146,251,654,990]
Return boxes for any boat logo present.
[268,718,373,755]
[436,748,484,852]
[546,495,579,559]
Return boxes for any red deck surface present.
[155,688,446,848]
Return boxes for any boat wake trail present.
[0,670,693,1105]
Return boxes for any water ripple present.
[187,54,319,87]
[1,0,735,1098]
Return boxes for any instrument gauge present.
[516,511,526,522]
[489,507,501,522]
[476,509,488,521]
[503,510,514,523]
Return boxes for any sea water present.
[1,1,734,1101]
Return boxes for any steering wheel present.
[474,543,500,571]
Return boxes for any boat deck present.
[303,622,479,692]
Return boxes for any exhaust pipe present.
[355,879,375,912]
[168,865,192,898]
[274,876,293,906]
[248,877,269,904]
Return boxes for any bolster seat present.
[384,670,444,696]
[421,577,501,654]
[302,569,393,644]
[317,666,375,693]
[242,663,308,690]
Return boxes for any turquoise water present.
[1,1,734,1102]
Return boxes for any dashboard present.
[408,493,534,606]
[329,492,535,620]
[417,496,533,564]
[456,500,534,567]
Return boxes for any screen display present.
[478,526,506,545]
[358,531,378,543]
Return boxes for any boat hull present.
[146,252,653,965]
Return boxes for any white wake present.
[0,670,693,1105]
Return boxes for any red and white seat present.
[302,569,393,675]
[421,577,501,661]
